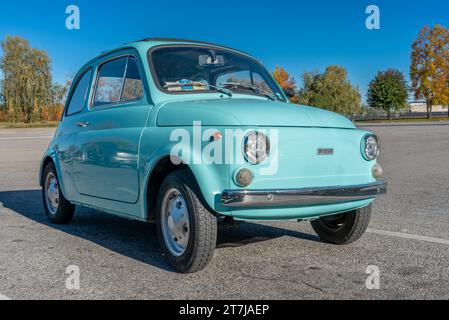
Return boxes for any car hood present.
[156,98,356,129]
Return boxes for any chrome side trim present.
[221,181,387,208]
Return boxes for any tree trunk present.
[387,110,392,120]
[427,102,432,119]
[25,111,31,124]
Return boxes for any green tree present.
[367,69,409,119]
[410,25,449,119]
[0,36,52,122]
[298,66,361,116]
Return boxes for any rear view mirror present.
[199,55,225,67]
[283,87,296,98]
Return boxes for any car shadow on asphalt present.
[0,189,320,272]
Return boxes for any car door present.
[72,54,150,204]
[55,68,93,201]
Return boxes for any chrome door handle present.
[76,121,90,128]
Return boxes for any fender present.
[140,143,230,219]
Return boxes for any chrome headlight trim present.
[243,131,270,165]
[361,134,380,161]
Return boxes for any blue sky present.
[0,0,448,101]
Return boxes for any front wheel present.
[311,205,372,245]
[156,170,217,273]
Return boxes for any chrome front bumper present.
[221,181,387,208]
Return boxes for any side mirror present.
[283,87,296,98]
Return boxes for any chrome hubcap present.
[161,188,190,257]
[45,172,60,215]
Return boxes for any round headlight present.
[243,131,270,165]
[362,134,380,161]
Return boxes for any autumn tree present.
[367,69,409,119]
[298,66,361,116]
[41,82,69,121]
[50,83,68,106]
[273,66,298,103]
[0,36,52,122]
[410,25,449,119]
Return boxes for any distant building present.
[409,101,448,113]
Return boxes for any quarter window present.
[122,57,144,102]
[93,57,127,107]
[66,69,92,116]
[93,56,144,108]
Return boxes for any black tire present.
[156,170,217,273]
[311,205,372,245]
[42,162,75,224]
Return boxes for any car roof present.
[76,38,254,78]
[106,38,251,59]
[134,38,250,54]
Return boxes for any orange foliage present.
[411,25,449,118]
[0,109,7,122]
[41,104,64,121]
[273,66,299,103]
[273,66,296,89]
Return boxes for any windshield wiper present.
[164,81,233,97]
[219,82,277,101]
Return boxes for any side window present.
[93,57,127,107]
[122,57,144,102]
[66,69,92,116]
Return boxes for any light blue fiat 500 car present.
[40,39,387,273]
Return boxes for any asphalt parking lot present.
[0,124,449,300]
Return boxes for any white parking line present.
[367,228,449,246]
[0,136,53,140]
[0,293,11,300]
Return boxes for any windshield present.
[150,46,287,102]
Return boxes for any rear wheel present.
[156,170,217,273]
[42,163,75,224]
[311,205,372,245]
